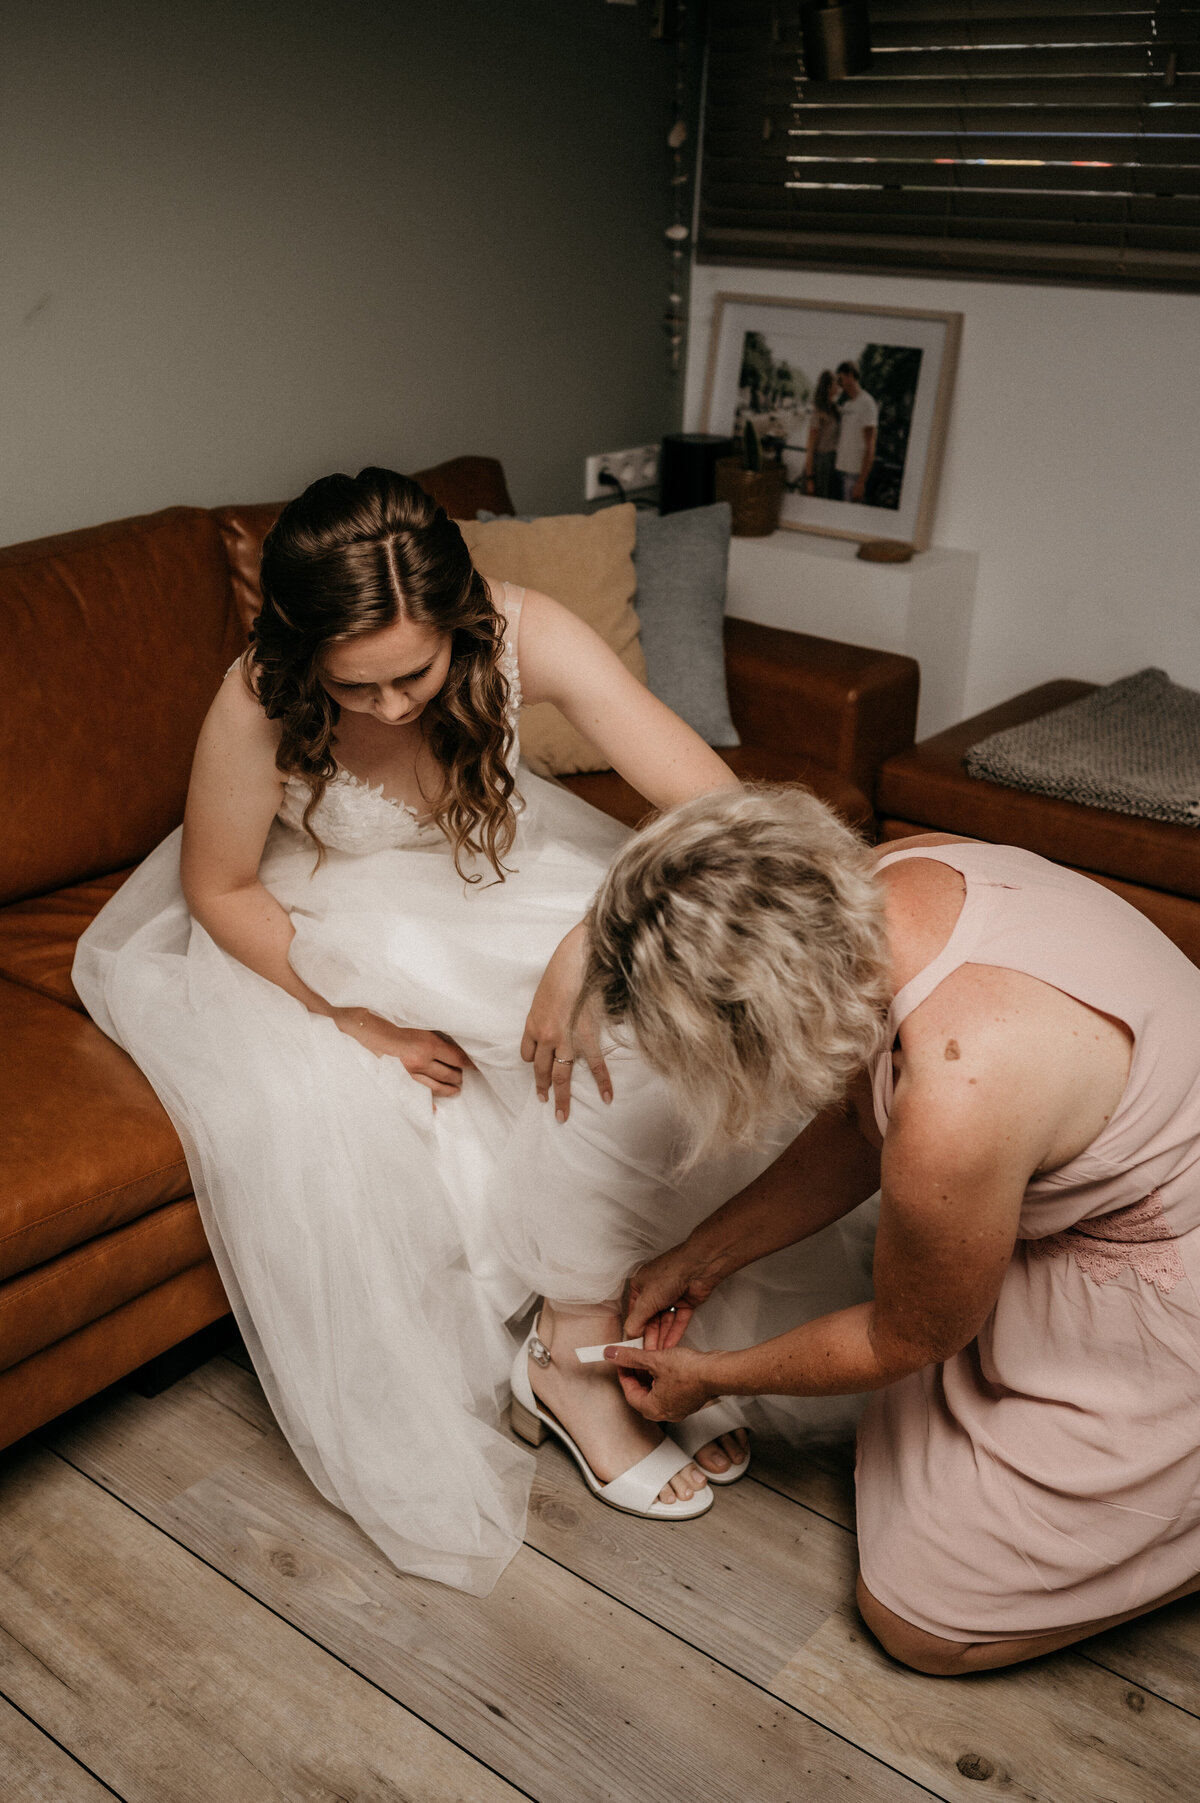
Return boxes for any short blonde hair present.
[580,786,890,1157]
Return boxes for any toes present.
[657,1483,678,1505]
[679,1465,707,1498]
[721,1431,747,1461]
[699,1442,731,1472]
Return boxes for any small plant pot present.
[713,458,787,536]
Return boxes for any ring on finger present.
[553,1056,575,1065]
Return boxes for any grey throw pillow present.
[631,503,738,747]
[478,503,739,747]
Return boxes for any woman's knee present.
[854,1573,974,1677]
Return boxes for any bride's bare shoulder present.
[198,657,281,761]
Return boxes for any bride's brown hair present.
[248,466,517,882]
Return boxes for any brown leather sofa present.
[876,682,1200,967]
[0,456,919,1451]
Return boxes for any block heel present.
[510,1395,547,1446]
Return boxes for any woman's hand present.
[624,1240,728,1347]
[603,1343,717,1423]
[521,921,611,1121]
[334,1008,474,1098]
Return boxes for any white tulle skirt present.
[74,769,872,1594]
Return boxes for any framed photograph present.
[701,294,962,549]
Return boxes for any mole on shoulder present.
[944,1039,961,1061]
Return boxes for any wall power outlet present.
[584,443,660,502]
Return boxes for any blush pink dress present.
[856,840,1200,1643]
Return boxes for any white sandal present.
[670,1399,751,1485]
[509,1317,713,1521]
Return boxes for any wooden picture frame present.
[700,293,962,550]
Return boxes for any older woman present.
[581,787,1200,1673]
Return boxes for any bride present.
[74,466,870,1594]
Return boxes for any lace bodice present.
[274,586,524,855]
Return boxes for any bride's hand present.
[333,1008,474,1097]
[521,922,612,1121]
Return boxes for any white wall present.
[686,264,1200,719]
[0,1,679,546]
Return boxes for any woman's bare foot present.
[690,1430,749,1476]
[530,1303,708,1505]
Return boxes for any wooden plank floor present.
[0,1347,1195,1802]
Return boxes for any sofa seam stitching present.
[0,1161,191,1249]
[1,1201,199,1303]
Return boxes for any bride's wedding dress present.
[73,588,872,1595]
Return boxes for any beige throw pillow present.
[457,504,646,776]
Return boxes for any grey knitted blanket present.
[964,668,1200,828]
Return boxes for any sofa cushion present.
[479,503,742,752]
[0,869,132,1011]
[458,506,648,777]
[630,504,740,748]
[0,507,243,906]
[876,682,1200,901]
[0,1259,228,1455]
[1,979,190,1282]
[216,501,282,636]
[560,746,872,833]
[0,1195,210,1373]
[215,455,519,635]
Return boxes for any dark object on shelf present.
[801,0,872,80]
[714,457,787,536]
[858,539,914,563]
[659,431,735,513]
[714,422,787,536]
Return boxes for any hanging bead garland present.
[663,0,689,376]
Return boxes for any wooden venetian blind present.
[700,0,1200,284]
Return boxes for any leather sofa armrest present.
[723,617,919,802]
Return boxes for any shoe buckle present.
[528,1333,552,1368]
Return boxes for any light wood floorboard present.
[525,1433,853,1683]
[774,1606,1199,1803]
[10,1350,1197,1802]
[0,1694,117,1802]
[0,1445,524,1803]
[45,1367,930,1803]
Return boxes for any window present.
[699,0,1200,284]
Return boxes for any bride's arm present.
[516,590,743,1117]
[514,589,740,810]
[179,669,471,1097]
[180,669,320,1004]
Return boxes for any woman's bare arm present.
[608,983,1074,1415]
[179,668,321,1004]
[624,1096,882,1343]
[515,588,742,1114]
[179,669,472,1096]
[514,588,739,810]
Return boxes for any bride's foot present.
[691,1429,749,1477]
[529,1303,708,1506]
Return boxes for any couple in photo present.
[75,466,1200,1673]
[803,359,878,504]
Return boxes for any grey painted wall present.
[1,0,680,543]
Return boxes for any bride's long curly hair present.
[248,467,517,882]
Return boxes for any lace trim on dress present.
[1027,1189,1186,1294]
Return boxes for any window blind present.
[699,0,1200,284]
